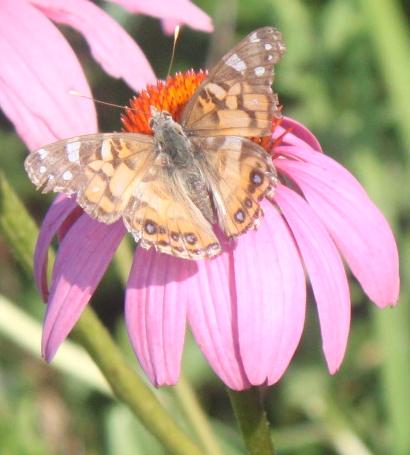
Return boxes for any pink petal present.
[0,0,96,150]
[42,216,125,361]
[125,249,194,386]
[275,185,351,374]
[233,201,306,385]
[187,241,250,391]
[34,195,78,301]
[274,117,323,153]
[275,147,400,307]
[31,0,156,92]
[110,0,213,33]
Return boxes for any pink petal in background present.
[275,185,351,373]
[0,0,97,150]
[126,249,197,386]
[31,0,156,92]
[42,215,125,361]
[276,146,400,307]
[234,201,306,385]
[110,0,213,33]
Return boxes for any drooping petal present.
[0,0,97,150]
[187,240,250,391]
[274,117,323,153]
[233,201,306,385]
[275,185,351,373]
[125,249,195,386]
[276,146,400,307]
[42,216,125,361]
[109,0,213,33]
[31,0,156,92]
[34,195,78,301]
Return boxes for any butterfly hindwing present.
[24,133,155,223]
[181,27,285,137]
[192,135,277,237]
[123,154,221,259]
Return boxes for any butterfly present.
[25,27,286,260]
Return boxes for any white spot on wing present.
[225,53,247,73]
[265,43,272,50]
[249,32,260,43]
[267,55,273,61]
[62,170,73,181]
[101,140,112,160]
[38,148,48,160]
[66,141,80,162]
[255,66,265,76]
[39,166,46,174]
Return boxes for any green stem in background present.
[71,308,204,455]
[0,172,40,276]
[174,376,224,455]
[361,0,410,155]
[228,387,275,455]
[0,173,204,455]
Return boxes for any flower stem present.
[72,308,204,455]
[227,387,275,455]
[173,375,224,455]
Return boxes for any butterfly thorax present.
[150,108,215,223]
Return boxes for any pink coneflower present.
[0,0,212,149]
[33,70,399,391]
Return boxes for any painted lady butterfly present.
[25,27,286,260]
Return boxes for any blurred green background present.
[0,0,409,454]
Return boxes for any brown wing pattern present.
[192,136,277,237]
[181,27,286,137]
[123,155,221,259]
[24,133,155,223]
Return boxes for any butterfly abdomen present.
[151,109,216,223]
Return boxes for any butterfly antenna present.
[68,90,139,112]
[160,25,180,112]
[166,25,180,80]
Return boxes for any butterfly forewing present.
[25,133,155,223]
[181,27,285,137]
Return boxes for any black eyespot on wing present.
[185,233,198,245]
[144,220,158,235]
[171,232,180,241]
[234,209,246,223]
[250,170,264,186]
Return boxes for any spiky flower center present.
[121,70,207,135]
